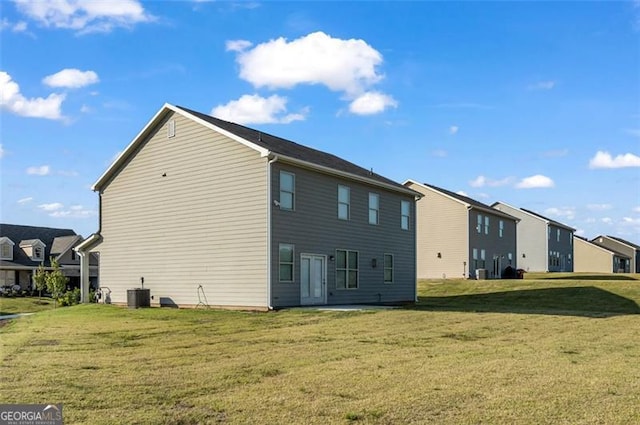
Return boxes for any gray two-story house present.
[404,181,518,279]
[492,202,575,272]
[78,104,420,309]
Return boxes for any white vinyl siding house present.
[80,104,419,308]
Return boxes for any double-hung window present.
[336,249,358,289]
[279,171,295,211]
[401,201,410,230]
[369,193,379,225]
[279,244,294,282]
[499,220,504,238]
[384,254,393,283]
[477,214,482,233]
[338,185,350,220]
[484,216,489,234]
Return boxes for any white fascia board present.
[403,180,469,206]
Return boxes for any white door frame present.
[300,253,327,305]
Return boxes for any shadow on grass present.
[412,286,640,318]
[540,275,639,281]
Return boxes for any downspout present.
[266,155,279,310]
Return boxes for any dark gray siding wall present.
[270,162,416,307]
[547,225,574,272]
[467,211,518,278]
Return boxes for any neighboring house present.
[77,103,420,309]
[404,180,518,279]
[590,235,640,273]
[491,203,575,272]
[0,224,99,291]
[573,236,631,273]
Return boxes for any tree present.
[45,258,68,308]
[33,263,47,299]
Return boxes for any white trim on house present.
[0,237,15,260]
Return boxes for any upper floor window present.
[484,216,490,235]
[384,254,393,283]
[556,229,560,242]
[279,171,295,211]
[548,227,551,240]
[499,220,504,238]
[34,246,43,261]
[401,201,410,230]
[0,238,14,260]
[368,193,379,225]
[477,214,482,233]
[338,185,350,220]
[569,234,573,245]
[279,243,294,282]
[336,249,358,289]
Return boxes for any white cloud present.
[0,71,65,120]
[469,175,513,188]
[49,205,97,218]
[545,207,576,220]
[456,190,468,197]
[449,125,459,135]
[43,69,99,89]
[622,217,640,226]
[633,206,640,213]
[348,91,397,115]
[38,202,64,211]
[225,39,253,52]
[0,144,4,158]
[528,80,555,90]
[515,174,555,189]
[212,94,308,125]
[601,217,613,224]
[587,203,612,211]
[14,0,154,34]
[26,165,51,176]
[1,18,28,32]
[589,151,640,169]
[18,197,33,205]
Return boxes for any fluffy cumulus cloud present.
[43,69,99,89]
[38,202,64,211]
[515,174,555,189]
[26,165,51,176]
[587,203,612,211]
[37,202,96,218]
[469,175,513,188]
[545,207,576,220]
[1,71,65,120]
[449,125,459,135]
[528,80,556,90]
[227,31,396,115]
[14,0,154,34]
[1,18,28,32]
[212,94,308,125]
[589,151,640,169]
[348,92,397,115]
[0,144,5,158]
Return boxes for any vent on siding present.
[167,119,176,138]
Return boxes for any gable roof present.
[0,223,77,268]
[520,208,576,231]
[405,180,519,221]
[574,235,631,258]
[51,235,83,255]
[93,103,420,198]
[592,235,640,251]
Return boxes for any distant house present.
[590,235,640,273]
[404,181,518,279]
[78,104,420,309]
[0,223,99,291]
[573,236,631,273]
[491,203,575,272]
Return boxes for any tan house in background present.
[404,180,518,279]
[590,235,639,273]
[573,236,631,273]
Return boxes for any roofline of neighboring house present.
[574,236,631,258]
[491,201,575,231]
[93,103,421,198]
[591,235,640,251]
[405,179,519,222]
[74,233,102,252]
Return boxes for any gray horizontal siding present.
[270,162,416,307]
[98,112,268,307]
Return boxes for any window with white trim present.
[338,185,350,220]
[336,249,358,289]
[401,200,410,230]
[473,248,479,270]
[384,254,393,283]
[279,171,295,211]
[279,243,294,282]
[33,246,43,261]
[369,193,379,225]
[556,229,560,242]
[484,216,490,234]
[499,220,504,238]
[480,249,486,268]
[0,238,13,260]
[477,214,482,233]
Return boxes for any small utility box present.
[475,269,487,280]
[127,288,151,308]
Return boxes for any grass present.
[1,275,640,424]
[0,296,54,315]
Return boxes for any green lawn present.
[1,276,640,424]
[0,296,54,315]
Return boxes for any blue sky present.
[1,0,639,242]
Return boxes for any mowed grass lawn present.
[1,276,640,424]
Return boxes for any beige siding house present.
[573,236,631,273]
[590,235,639,273]
[404,181,518,279]
[79,104,419,309]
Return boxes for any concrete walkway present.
[0,313,34,321]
